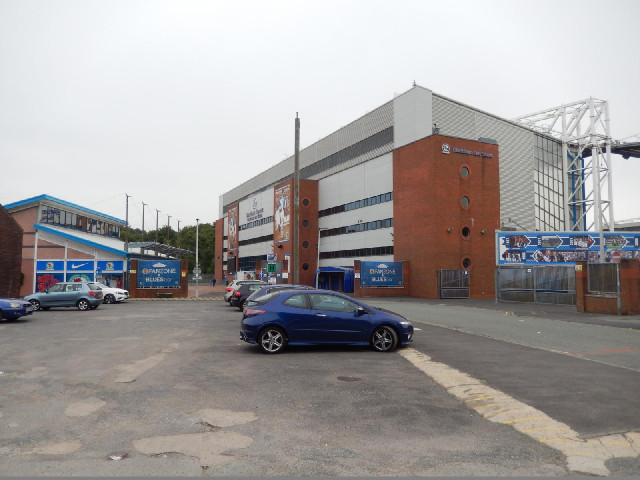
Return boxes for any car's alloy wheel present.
[29,300,41,311]
[104,294,115,304]
[259,327,287,354]
[77,299,90,311]
[371,326,398,352]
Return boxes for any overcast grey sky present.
[1,0,638,230]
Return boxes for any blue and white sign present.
[36,260,64,271]
[66,260,95,272]
[497,232,640,265]
[360,261,403,287]
[138,260,181,288]
[97,260,124,272]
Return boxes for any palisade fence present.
[496,266,576,305]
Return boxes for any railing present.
[497,266,576,305]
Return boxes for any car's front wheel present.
[29,300,41,311]
[77,299,90,311]
[104,294,115,304]
[259,327,287,354]
[370,326,398,352]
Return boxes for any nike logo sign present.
[71,262,90,269]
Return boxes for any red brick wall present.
[0,206,24,297]
[393,135,500,298]
[271,179,319,286]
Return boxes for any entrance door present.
[439,269,470,298]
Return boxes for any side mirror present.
[356,306,366,317]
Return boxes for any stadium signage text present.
[442,143,493,158]
[360,261,403,287]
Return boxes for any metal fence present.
[496,266,576,305]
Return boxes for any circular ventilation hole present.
[461,227,471,237]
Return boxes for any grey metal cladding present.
[222,101,394,209]
[433,94,537,230]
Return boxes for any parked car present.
[224,280,266,303]
[0,298,35,321]
[240,289,414,354]
[95,282,129,304]
[25,282,104,311]
[229,282,284,311]
[243,284,313,310]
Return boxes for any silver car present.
[25,282,104,311]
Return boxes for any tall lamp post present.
[195,218,200,298]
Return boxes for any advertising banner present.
[274,184,291,243]
[227,205,239,253]
[36,260,64,272]
[360,261,403,287]
[36,273,64,291]
[497,232,640,265]
[96,260,124,272]
[137,260,181,288]
[66,272,94,283]
[66,260,95,272]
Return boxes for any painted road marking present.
[399,347,640,476]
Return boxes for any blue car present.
[240,289,414,354]
[0,298,35,321]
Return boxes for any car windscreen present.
[87,283,101,291]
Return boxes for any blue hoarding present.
[97,260,124,272]
[497,232,640,265]
[66,260,95,272]
[36,260,65,272]
[360,261,403,287]
[137,260,181,288]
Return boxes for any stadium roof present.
[127,241,194,257]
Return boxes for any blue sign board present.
[66,260,95,272]
[137,260,181,288]
[360,261,403,287]
[497,232,640,265]
[36,260,65,272]
[97,260,124,272]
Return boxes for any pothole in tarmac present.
[337,376,361,382]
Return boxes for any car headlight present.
[400,321,411,326]
[10,302,21,308]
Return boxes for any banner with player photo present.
[273,184,291,243]
[497,232,640,265]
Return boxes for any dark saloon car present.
[229,282,273,311]
[0,298,35,321]
[25,282,104,311]
[240,289,413,354]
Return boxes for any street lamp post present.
[195,218,200,298]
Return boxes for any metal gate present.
[496,266,576,305]
[439,269,470,298]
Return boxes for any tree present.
[120,222,216,274]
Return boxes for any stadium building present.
[214,85,619,299]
